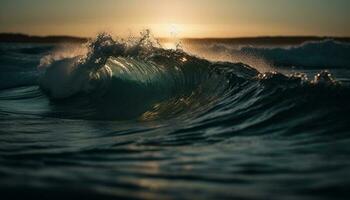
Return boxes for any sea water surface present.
[1,34,350,199]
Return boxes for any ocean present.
[1,33,350,199]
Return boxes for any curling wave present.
[35,33,350,121]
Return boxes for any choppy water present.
[1,34,350,200]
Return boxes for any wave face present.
[1,33,350,199]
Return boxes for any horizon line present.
[1,32,350,40]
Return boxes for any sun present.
[169,24,180,37]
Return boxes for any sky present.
[0,0,349,38]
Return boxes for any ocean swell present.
[1,33,350,200]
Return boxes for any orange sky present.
[1,0,349,38]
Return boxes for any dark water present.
[1,35,350,199]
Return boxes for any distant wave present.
[205,40,350,68]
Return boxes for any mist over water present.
[1,32,350,199]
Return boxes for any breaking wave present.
[33,33,350,121]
